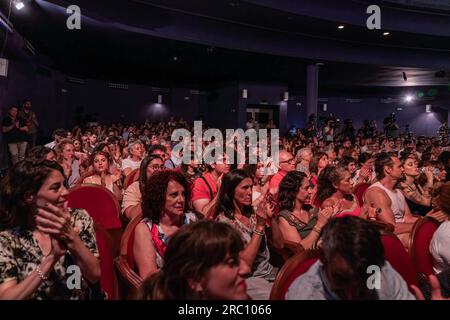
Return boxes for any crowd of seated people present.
[1,109,450,300]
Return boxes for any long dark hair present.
[141,170,191,224]
[138,155,164,194]
[321,216,384,300]
[210,169,253,220]
[0,160,64,229]
[316,166,348,204]
[137,220,244,299]
[278,171,308,212]
[309,152,327,176]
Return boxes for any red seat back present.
[119,213,143,272]
[67,184,122,229]
[124,169,140,190]
[408,217,440,277]
[270,250,320,300]
[94,224,116,299]
[381,233,418,288]
[354,183,370,207]
[114,256,143,300]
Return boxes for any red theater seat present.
[408,217,440,280]
[270,250,320,300]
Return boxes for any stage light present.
[283,91,289,101]
[426,105,432,113]
[242,89,248,99]
[383,32,390,36]
[14,1,25,10]
[404,95,413,103]
[338,25,344,30]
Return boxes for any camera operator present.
[384,112,399,138]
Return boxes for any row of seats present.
[66,183,440,300]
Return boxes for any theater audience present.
[137,220,250,300]
[364,152,418,245]
[285,216,414,300]
[309,152,328,187]
[430,182,450,274]
[0,160,100,299]
[277,171,334,249]
[133,171,197,279]
[55,139,81,187]
[2,106,28,165]
[44,128,67,149]
[268,150,296,193]
[122,140,144,177]
[209,169,283,300]
[295,147,312,176]
[122,155,165,220]
[27,146,56,162]
[398,154,433,216]
[192,155,230,216]
[82,151,122,200]
[316,166,364,218]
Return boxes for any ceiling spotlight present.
[383,32,390,36]
[173,56,178,61]
[338,25,345,30]
[157,94,163,104]
[14,1,25,10]
[283,91,289,102]
[426,105,432,113]
[404,95,413,103]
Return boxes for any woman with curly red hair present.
[133,170,198,279]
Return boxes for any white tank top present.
[369,181,406,223]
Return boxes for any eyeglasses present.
[149,165,165,171]
[279,158,295,164]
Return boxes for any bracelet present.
[253,229,265,237]
[36,265,48,281]
[312,226,321,234]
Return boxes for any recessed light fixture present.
[383,32,390,36]
[338,25,345,30]
[405,95,414,103]
[14,1,25,10]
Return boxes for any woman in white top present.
[82,151,122,201]
[430,182,450,274]
[122,140,144,176]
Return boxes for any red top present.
[191,172,218,202]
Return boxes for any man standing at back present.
[18,99,39,149]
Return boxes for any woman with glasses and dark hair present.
[122,155,165,220]
[137,220,250,300]
[0,160,100,299]
[209,169,283,300]
[133,170,198,279]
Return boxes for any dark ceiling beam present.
[243,0,450,37]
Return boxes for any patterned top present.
[216,213,275,281]
[142,212,198,268]
[0,208,99,300]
